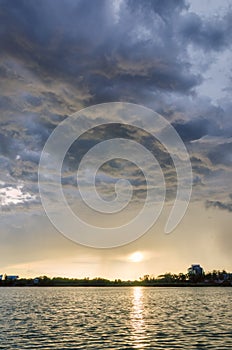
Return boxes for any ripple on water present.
[0,287,232,349]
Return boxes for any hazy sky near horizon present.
[0,0,232,279]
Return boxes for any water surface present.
[0,287,231,349]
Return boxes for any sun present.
[129,252,144,263]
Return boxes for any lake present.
[0,287,231,349]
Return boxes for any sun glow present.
[129,252,144,263]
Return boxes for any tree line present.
[0,269,231,287]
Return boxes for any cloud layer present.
[0,0,232,274]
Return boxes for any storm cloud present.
[0,0,232,212]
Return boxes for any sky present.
[0,0,232,279]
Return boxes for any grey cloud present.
[206,198,232,212]
[18,150,40,164]
[190,156,211,177]
[130,0,188,17]
[0,0,232,213]
[23,94,42,107]
[172,117,225,142]
[0,0,201,105]
[0,96,14,110]
[208,142,232,166]
[179,11,232,51]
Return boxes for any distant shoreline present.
[1,267,232,287]
[1,283,232,288]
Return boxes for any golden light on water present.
[130,287,147,348]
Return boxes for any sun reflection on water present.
[130,287,148,348]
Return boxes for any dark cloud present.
[173,118,210,142]
[206,198,232,212]
[0,0,232,214]
[190,156,211,177]
[0,0,202,105]
[172,116,229,142]
[61,123,177,203]
[0,0,230,109]
[24,94,42,107]
[208,142,232,166]
[127,0,188,17]
[180,11,232,51]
